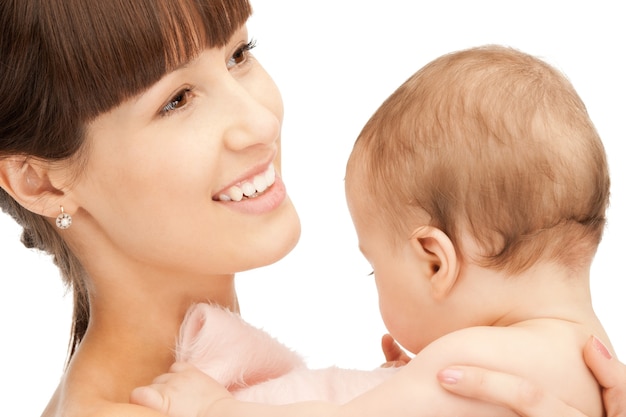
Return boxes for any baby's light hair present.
[346,45,609,274]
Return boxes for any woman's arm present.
[437,336,626,417]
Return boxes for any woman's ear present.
[0,156,67,218]
[409,226,460,301]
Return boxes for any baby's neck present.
[464,261,595,328]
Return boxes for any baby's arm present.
[233,365,397,404]
[130,347,505,417]
[130,362,340,417]
[132,328,543,417]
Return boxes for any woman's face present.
[67,25,301,277]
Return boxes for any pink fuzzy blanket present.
[176,303,398,404]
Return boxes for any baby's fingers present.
[381,334,411,367]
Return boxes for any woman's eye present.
[161,88,191,115]
[227,39,257,69]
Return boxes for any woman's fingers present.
[130,362,234,417]
[437,366,586,417]
[584,336,621,387]
[438,336,626,417]
[584,336,626,417]
[130,385,170,414]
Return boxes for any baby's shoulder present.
[416,321,601,417]
[423,320,589,373]
[437,318,585,352]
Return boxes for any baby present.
[134,45,615,417]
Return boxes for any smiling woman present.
[0,0,301,416]
[1,0,255,359]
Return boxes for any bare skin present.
[438,336,626,417]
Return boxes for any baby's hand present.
[130,362,234,417]
[381,334,412,368]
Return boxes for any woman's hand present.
[437,336,626,417]
[130,362,234,417]
[584,336,626,417]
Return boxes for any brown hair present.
[347,45,610,274]
[0,0,252,361]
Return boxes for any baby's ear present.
[409,226,460,300]
[0,156,68,218]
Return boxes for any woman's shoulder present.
[80,403,168,417]
[42,396,167,417]
[41,378,167,417]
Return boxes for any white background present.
[1,1,624,415]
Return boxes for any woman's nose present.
[219,78,282,151]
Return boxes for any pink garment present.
[176,303,398,404]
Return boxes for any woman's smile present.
[214,164,287,215]
[214,164,276,202]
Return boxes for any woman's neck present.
[68,271,239,404]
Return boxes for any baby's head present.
[346,45,609,276]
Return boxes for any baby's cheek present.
[378,300,400,336]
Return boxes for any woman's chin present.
[238,204,301,272]
[261,211,301,267]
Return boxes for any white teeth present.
[265,165,275,185]
[217,164,276,202]
[241,181,256,197]
[253,174,268,193]
[220,187,243,201]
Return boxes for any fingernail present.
[438,368,463,384]
[591,335,612,360]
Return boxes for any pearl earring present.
[56,206,72,229]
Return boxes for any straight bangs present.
[0,0,250,160]
[43,0,252,118]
